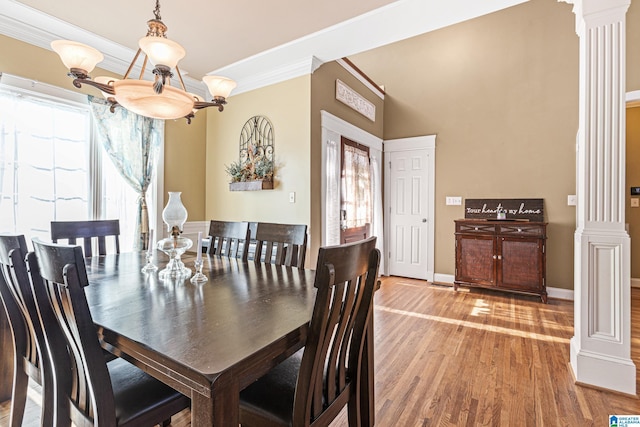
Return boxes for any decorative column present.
[562,0,635,395]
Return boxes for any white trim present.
[627,90,640,107]
[0,72,88,105]
[320,110,382,151]
[434,273,455,284]
[631,278,640,288]
[384,136,436,279]
[336,59,384,100]
[432,273,575,300]
[182,221,209,253]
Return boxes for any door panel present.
[388,149,430,279]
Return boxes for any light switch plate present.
[289,192,296,203]
[632,198,639,208]
[446,196,462,206]
[567,195,577,206]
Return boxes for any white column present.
[562,0,635,395]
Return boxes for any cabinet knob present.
[493,255,497,259]
[422,218,427,223]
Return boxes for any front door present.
[340,137,371,244]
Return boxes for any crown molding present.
[1,0,528,96]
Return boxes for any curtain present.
[325,138,341,246]
[88,95,163,251]
[341,143,371,229]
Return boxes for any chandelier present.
[51,0,236,122]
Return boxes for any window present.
[340,137,372,230]
[0,74,154,251]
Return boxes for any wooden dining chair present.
[239,236,380,427]
[29,238,190,427]
[0,235,56,426]
[207,220,250,261]
[50,219,120,257]
[254,223,308,267]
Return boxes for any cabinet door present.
[497,236,543,291]
[455,234,496,286]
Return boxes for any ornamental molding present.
[335,79,375,122]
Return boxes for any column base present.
[570,337,637,396]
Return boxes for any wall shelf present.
[229,181,274,191]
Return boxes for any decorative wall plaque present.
[335,79,376,122]
[464,198,544,222]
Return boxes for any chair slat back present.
[30,239,116,427]
[207,221,250,261]
[254,223,308,267]
[0,235,55,425]
[0,235,33,366]
[293,236,379,425]
[51,220,120,257]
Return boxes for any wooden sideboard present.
[454,219,547,303]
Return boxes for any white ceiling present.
[0,0,528,96]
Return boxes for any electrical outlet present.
[632,198,639,208]
[289,192,296,203]
[446,196,462,206]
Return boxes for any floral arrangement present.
[225,144,274,183]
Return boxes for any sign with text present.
[464,198,544,222]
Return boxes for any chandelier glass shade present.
[51,0,236,122]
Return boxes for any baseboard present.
[182,221,209,253]
[434,273,455,284]
[431,273,574,300]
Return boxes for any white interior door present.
[385,136,435,280]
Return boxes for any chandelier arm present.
[122,48,144,80]
[139,55,149,80]
[174,65,188,92]
[72,78,116,95]
[194,100,226,112]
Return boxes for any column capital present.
[560,0,630,31]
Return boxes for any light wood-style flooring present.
[3,276,640,426]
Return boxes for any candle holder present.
[141,250,158,273]
[190,258,208,284]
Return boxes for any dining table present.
[82,250,375,426]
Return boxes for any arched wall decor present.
[227,115,275,191]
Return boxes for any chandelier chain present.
[153,0,162,21]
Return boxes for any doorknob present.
[422,218,427,223]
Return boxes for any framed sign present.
[464,198,544,222]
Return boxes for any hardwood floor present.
[3,276,640,426]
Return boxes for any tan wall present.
[310,61,384,264]
[163,115,207,219]
[350,0,580,289]
[0,34,207,220]
[627,107,640,278]
[205,76,312,241]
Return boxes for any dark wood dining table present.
[82,251,375,426]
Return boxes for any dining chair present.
[254,223,308,267]
[0,235,56,426]
[239,236,380,427]
[207,220,250,261]
[29,238,190,427]
[50,219,120,257]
